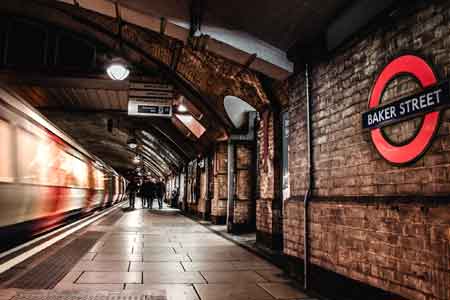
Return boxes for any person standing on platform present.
[142,179,153,209]
[148,179,156,209]
[156,179,165,209]
[141,179,147,208]
[126,180,138,209]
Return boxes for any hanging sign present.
[363,54,450,164]
[127,82,174,117]
[128,100,172,117]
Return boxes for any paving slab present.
[182,262,237,272]
[201,271,267,283]
[2,202,311,300]
[125,284,199,300]
[72,261,130,272]
[93,254,143,261]
[143,271,206,284]
[194,283,275,300]
[130,262,184,272]
[76,272,142,284]
[259,282,309,299]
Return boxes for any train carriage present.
[0,87,126,250]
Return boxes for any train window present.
[0,120,13,182]
[94,168,105,190]
[17,128,66,186]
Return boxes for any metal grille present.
[7,231,104,289]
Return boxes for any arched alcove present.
[223,95,257,129]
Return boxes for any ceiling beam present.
[139,134,182,169]
[0,72,129,90]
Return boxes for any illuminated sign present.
[364,54,450,164]
[128,100,172,117]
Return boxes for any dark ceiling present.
[0,0,361,178]
[114,0,351,50]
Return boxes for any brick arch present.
[2,0,271,134]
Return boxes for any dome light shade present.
[127,137,138,149]
[133,156,141,164]
[107,59,130,80]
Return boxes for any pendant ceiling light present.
[107,57,130,81]
[177,96,188,113]
[133,155,141,164]
[127,137,138,149]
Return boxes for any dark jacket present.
[155,182,165,198]
[126,181,138,195]
[142,181,155,197]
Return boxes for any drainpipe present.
[304,63,313,291]
[227,111,258,233]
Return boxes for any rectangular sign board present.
[129,82,174,101]
[128,100,172,117]
[130,82,173,91]
[362,81,450,129]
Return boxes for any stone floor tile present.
[232,261,282,271]
[143,253,191,262]
[130,262,184,272]
[89,247,134,254]
[76,272,142,284]
[143,242,181,247]
[256,270,292,283]
[140,247,176,255]
[53,283,125,291]
[201,270,267,283]
[57,271,83,284]
[188,253,237,261]
[258,282,308,299]
[182,261,237,271]
[194,283,275,300]
[80,253,96,261]
[0,289,19,300]
[125,284,199,300]
[143,271,206,284]
[94,254,142,261]
[72,261,130,272]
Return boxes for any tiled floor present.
[1,200,317,300]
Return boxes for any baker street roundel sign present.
[362,54,450,165]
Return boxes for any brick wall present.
[256,111,283,248]
[285,2,450,300]
[211,142,228,223]
[233,143,254,227]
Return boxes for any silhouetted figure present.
[171,189,179,208]
[126,181,138,209]
[142,180,154,209]
[155,180,165,209]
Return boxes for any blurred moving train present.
[0,87,126,250]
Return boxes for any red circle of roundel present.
[369,55,439,164]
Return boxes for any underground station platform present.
[0,1,449,300]
[0,201,314,300]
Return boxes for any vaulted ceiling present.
[0,0,389,179]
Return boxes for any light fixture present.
[127,137,138,149]
[107,58,130,81]
[133,155,141,164]
[177,96,188,113]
